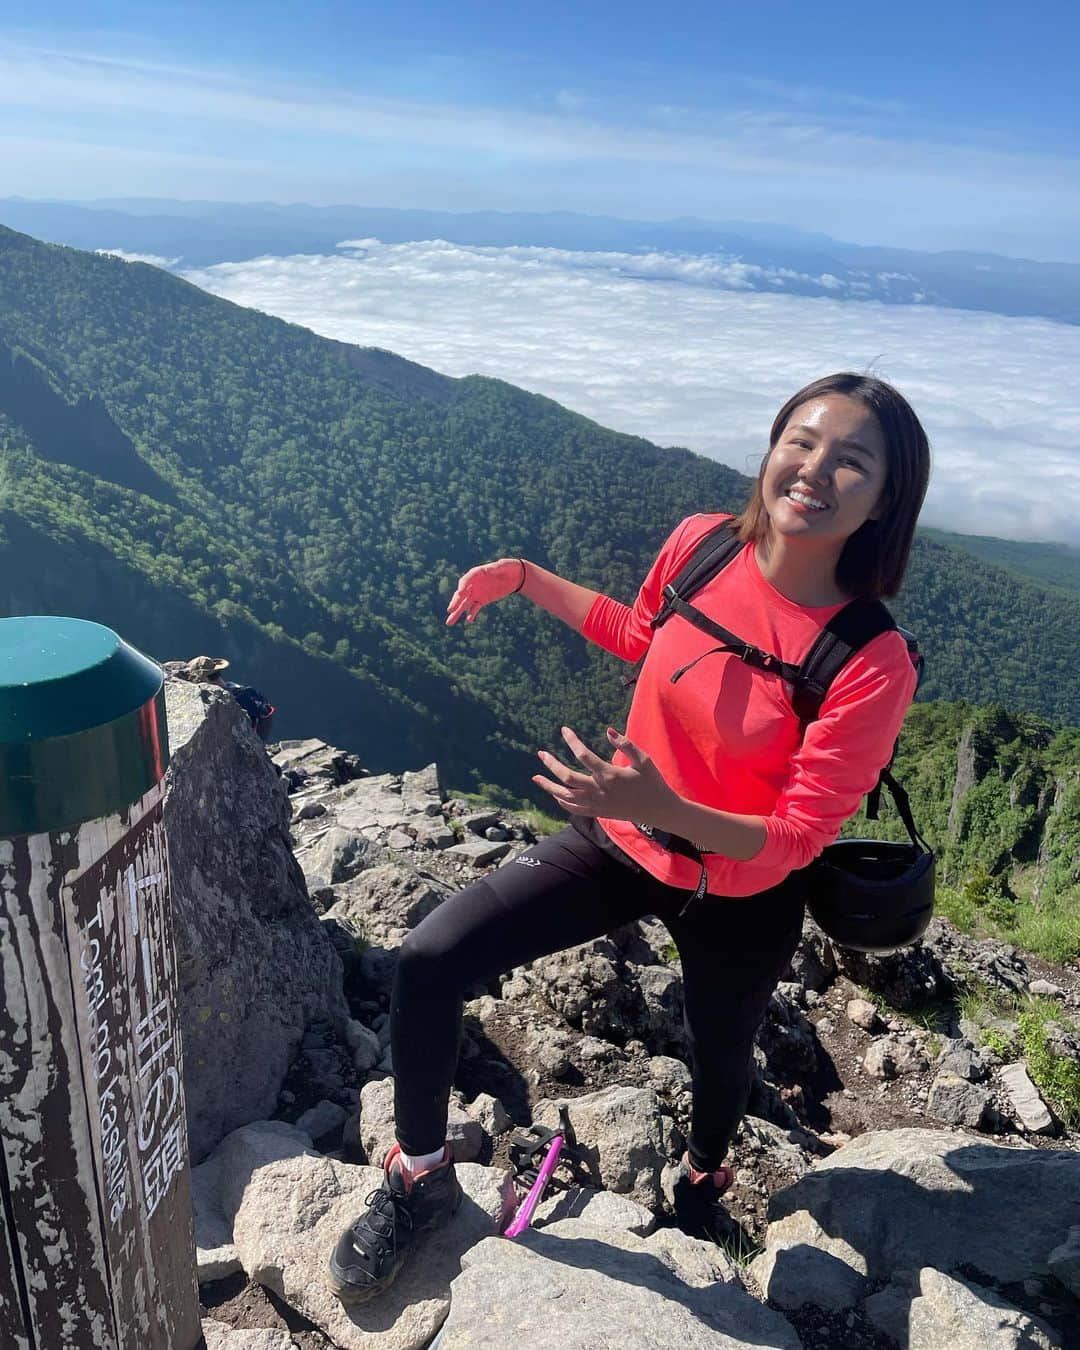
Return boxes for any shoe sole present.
[326,1177,464,1306]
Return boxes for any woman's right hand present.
[445,558,527,625]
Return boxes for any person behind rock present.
[180,655,275,741]
[327,371,931,1304]
[183,654,230,684]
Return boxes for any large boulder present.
[433,1221,801,1349]
[325,863,455,949]
[829,940,943,1010]
[193,1120,509,1350]
[519,938,645,1042]
[533,1086,668,1210]
[751,1129,1080,1309]
[905,1267,1062,1349]
[164,679,347,1160]
[201,1322,295,1349]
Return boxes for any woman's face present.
[761,394,889,546]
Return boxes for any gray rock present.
[926,1072,991,1129]
[908,1266,1063,1349]
[648,1054,693,1097]
[402,763,444,810]
[735,1117,818,1189]
[831,941,943,1009]
[635,963,687,1053]
[344,1019,381,1073]
[386,828,415,850]
[533,1187,657,1236]
[271,738,363,787]
[466,1092,511,1137]
[191,1146,243,1283]
[201,1321,296,1349]
[758,987,818,1077]
[218,1122,510,1350]
[484,825,510,842]
[296,799,327,820]
[999,1063,1055,1134]
[358,1078,484,1167]
[414,819,455,849]
[862,1034,929,1080]
[787,927,837,992]
[433,1221,802,1349]
[356,1076,396,1165]
[191,1121,313,1286]
[846,998,880,1031]
[295,1100,348,1143]
[300,825,379,890]
[460,809,501,834]
[1047,1226,1080,1297]
[325,864,454,947]
[534,1087,667,1210]
[937,1040,988,1082]
[862,1281,914,1345]
[519,1023,575,1078]
[444,838,511,866]
[576,1034,620,1063]
[750,1241,870,1311]
[164,680,347,1161]
[759,1129,1080,1291]
[522,938,644,1042]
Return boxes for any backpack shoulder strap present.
[790,599,898,725]
[651,520,744,630]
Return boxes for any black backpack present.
[628,521,933,936]
[227,683,274,726]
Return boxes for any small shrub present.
[720,1230,762,1267]
[1017,1010,1080,1128]
[934,884,978,935]
[1011,906,1080,966]
[980,1027,1013,1060]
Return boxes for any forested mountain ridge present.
[1,223,1078,805]
[920,526,1080,599]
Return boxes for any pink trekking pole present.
[502,1132,564,1238]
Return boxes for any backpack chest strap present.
[660,588,809,688]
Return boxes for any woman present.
[328,372,931,1304]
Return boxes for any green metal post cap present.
[0,617,169,837]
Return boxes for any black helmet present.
[807,839,935,954]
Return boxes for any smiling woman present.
[743,372,930,602]
[326,371,933,1304]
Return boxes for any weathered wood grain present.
[1,782,201,1349]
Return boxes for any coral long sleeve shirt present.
[581,514,918,898]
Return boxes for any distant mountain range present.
[2,197,1078,325]
[920,528,1080,599]
[1,223,1077,806]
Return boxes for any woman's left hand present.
[533,726,675,823]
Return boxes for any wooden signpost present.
[0,617,202,1350]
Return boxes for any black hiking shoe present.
[672,1154,736,1245]
[327,1144,462,1304]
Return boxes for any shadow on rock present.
[753,1131,1080,1344]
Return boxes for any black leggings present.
[390,820,804,1171]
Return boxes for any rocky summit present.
[164,674,1080,1349]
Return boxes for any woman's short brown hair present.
[732,372,931,599]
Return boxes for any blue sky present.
[2,1,1079,259]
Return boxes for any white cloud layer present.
[180,240,1080,545]
[98,248,181,268]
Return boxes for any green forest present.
[0,223,1077,956]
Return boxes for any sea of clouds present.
[167,239,1080,544]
